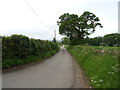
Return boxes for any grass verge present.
[67,46,119,88]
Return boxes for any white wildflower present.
[99,79,103,82]
[93,81,97,83]
[97,84,100,86]
[91,79,94,82]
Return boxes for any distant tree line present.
[61,33,120,47]
[86,33,120,47]
[2,34,59,68]
[61,37,70,45]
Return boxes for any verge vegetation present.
[67,46,119,88]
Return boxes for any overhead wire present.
[24,0,50,30]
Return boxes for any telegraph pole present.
[53,30,56,42]
[54,30,56,39]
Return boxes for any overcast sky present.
[0,0,119,40]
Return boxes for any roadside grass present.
[67,46,119,88]
[2,49,59,69]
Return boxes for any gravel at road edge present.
[70,52,91,88]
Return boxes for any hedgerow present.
[2,34,59,68]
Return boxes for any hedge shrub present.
[2,34,59,68]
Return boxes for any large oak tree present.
[57,11,103,44]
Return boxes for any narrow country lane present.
[2,46,74,88]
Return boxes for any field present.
[67,46,119,88]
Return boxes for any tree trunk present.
[77,30,84,39]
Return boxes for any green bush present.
[2,34,59,68]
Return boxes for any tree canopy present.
[57,11,103,45]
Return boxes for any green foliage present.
[2,34,59,68]
[70,37,85,45]
[85,33,120,47]
[86,36,103,46]
[57,11,103,45]
[11,34,30,58]
[67,46,119,88]
[61,37,70,45]
[57,13,78,37]
[103,33,120,46]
